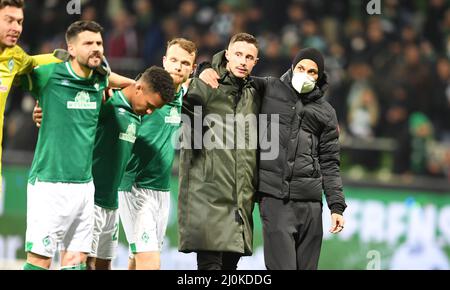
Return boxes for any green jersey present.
[118,156,138,192]
[92,90,140,209]
[24,62,108,184]
[119,87,184,192]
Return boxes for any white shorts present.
[90,205,119,260]
[118,186,170,254]
[25,180,94,258]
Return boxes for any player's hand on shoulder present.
[199,68,220,89]
[103,88,114,103]
[53,49,70,62]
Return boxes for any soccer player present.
[87,66,175,270]
[118,38,197,270]
[22,20,134,270]
[0,0,62,187]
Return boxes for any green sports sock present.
[23,262,47,270]
[60,263,87,270]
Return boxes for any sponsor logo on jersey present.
[67,91,97,109]
[8,58,14,72]
[119,122,137,143]
[165,106,181,125]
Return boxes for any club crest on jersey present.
[142,232,149,243]
[67,91,97,109]
[42,236,51,248]
[8,58,14,72]
[119,122,137,143]
[0,78,7,92]
[165,107,181,125]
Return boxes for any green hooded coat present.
[178,51,260,255]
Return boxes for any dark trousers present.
[196,251,242,270]
[259,195,323,270]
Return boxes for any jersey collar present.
[65,61,94,80]
[117,90,132,109]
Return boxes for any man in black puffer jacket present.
[254,48,347,270]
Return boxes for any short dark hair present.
[139,66,176,103]
[229,33,259,49]
[0,0,24,9]
[167,38,197,58]
[65,20,104,43]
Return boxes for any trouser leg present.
[222,252,241,270]
[295,202,323,270]
[259,195,297,270]
[197,251,222,270]
[197,251,242,270]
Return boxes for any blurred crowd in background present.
[3,0,450,182]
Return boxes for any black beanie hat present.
[292,48,324,79]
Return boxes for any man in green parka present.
[178,33,260,270]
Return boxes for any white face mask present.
[291,72,316,94]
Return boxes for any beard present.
[78,53,102,70]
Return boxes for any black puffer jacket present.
[255,70,346,214]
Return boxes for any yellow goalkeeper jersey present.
[0,45,59,192]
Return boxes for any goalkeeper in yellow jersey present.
[0,0,61,187]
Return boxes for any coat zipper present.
[234,87,246,227]
[311,135,319,177]
[286,106,304,187]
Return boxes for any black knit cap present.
[292,48,324,79]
